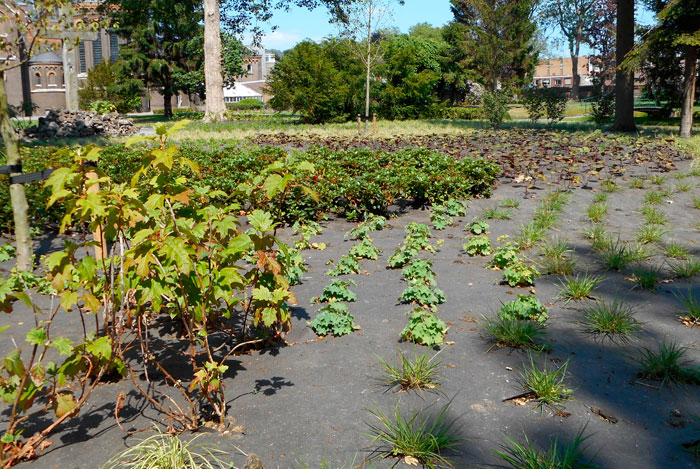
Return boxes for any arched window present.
[48,72,56,86]
[34,72,42,86]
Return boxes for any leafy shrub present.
[277,243,307,286]
[464,235,492,256]
[226,98,263,111]
[308,303,357,337]
[439,106,482,120]
[591,93,615,126]
[522,88,568,124]
[311,279,357,303]
[503,261,540,287]
[482,91,510,128]
[401,309,448,346]
[499,295,548,324]
[88,100,117,114]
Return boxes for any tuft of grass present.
[600,238,649,270]
[641,206,667,225]
[629,177,646,189]
[495,427,595,469]
[637,342,700,386]
[519,355,573,410]
[669,257,700,278]
[644,190,665,205]
[593,193,608,202]
[692,196,700,210]
[482,207,512,220]
[635,224,668,244]
[587,202,608,223]
[480,316,550,352]
[629,264,663,291]
[533,208,560,230]
[649,174,667,185]
[601,179,620,193]
[584,224,611,252]
[516,222,547,250]
[500,198,521,209]
[663,242,689,260]
[377,349,442,391]
[557,274,604,302]
[581,299,641,340]
[366,400,461,468]
[675,182,692,192]
[102,427,228,469]
[675,289,700,326]
[538,237,574,275]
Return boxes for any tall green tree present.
[449,0,540,91]
[624,0,699,137]
[539,0,597,99]
[107,0,203,118]
[612,0,636,132]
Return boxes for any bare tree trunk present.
[0,70,32,271]
[571,48,580,101]
[203,0,227,123]
[612,0,636,132]
[163,88,173,118]
[363,0,373,135]
[679,45,697,139]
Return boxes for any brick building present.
[532,56,596,96]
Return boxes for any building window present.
[48,72,56,86]
[92,38,102,65]
[109,33,119,62]
[564,78,571,85]
[555,79,562,86]
[34,72,42,86]
[246,64,252,72]
[79,41,87,73]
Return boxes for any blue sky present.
[247,0,656,57]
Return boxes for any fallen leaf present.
[404,455,419,466]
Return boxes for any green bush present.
[2,143,500,231]
[152,107,203,118]
[226,98,264,111]
[439,106,482,120]
[522,88,568,124]
[591,93,615,126]
[88,100,117,114]
[482,91,510,128]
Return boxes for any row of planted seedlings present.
[306,215,386,338]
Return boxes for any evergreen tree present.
[449,0,540,91]
[106,0,203,118]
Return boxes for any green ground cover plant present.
[675,290,700,326]
[308,303,357,337]
[495,427,595,469]
[399,285,446,312]
[519,355,573,410]
[388,223,438,268]
[467,219,490,235]
[499,295,548,324]
[629,264,663,291]
[482,207,512,220]
[636,225,669,244]
[669,258,700,278]
[587,202,608,223]
[538,237,574,275]
[584,224,611,252]
[464,235,493,256]
[293,220,325,250]
[503,261,540,287]
[402,259,437,287]
[349,238,381,260]
[581,299,641,341]
[480,316,549,351]
[326,255,362,276]
[637,342,700,386]
[346,214,386,240]
[664,242,689,260]
[641,206,668,225]
[500,198,520,209]
[311,279,357,304]
[629,177,646,189]
[600,238,649,270]
[401,309,448,347]
[692,196,700,210]
[377,349,442,391]
[557,274,604,302]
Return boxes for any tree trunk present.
[679,45,697,139]
[571,49,580,101]
[0,70,33,271]
[203,0,227,123]
[612,0,636,132]
[163,88,173,118]
[62,40,79,111]
[363,1,373,135]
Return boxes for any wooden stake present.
[373,113,377,134]
[357,114,362,135]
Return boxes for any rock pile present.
[23,110,138,139]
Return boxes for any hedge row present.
[1,142,501,231]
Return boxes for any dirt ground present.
[2,158,700,469]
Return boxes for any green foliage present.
[636,224,668,244]
[480,316,549,351]
[402,259,437,287]
[326,255,361,276]
[464,235,492,256]
[311,279,357,304]
[490,241,520,270]
[519,355,573,410]
[668,257,700,279]
[102,426,227,469]
[401,309,448,346]
[538,237,574,275]
[591,93,615,126]
[557,274,604,302]
[88,100,117,115]
[495,427,595,469]
[277,243,307,286]
[503,261,540,287]
[346,214,386,240]
[349,238,381,260]
[399,285,446,312]
[499,295,548,324]
[500,198,520,209]
[293,220,324,250]
[482,207,512,220]
[482,91,510,128]
[78,61,142,114]
[389,223,438,268]
[522,87,569,124]
[308,303,357,337]
[675,289,700,326]
[663,242,689,260]
[430,204,453,230]
[629,264,662,291]
[377,349,442,391]
[587,201,608,222]
[582,299,641,340]
[641,205,667,225]
[599,238,649,270]
[366,401,461,468]
[637,342,700,386]
[467,219,490,235]
[226,98,263,111]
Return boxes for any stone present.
[22,109,138,140]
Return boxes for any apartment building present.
[532,56,595,91]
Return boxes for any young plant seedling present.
[628,264,663,292]
[308,302,358,337]
[518,355,573,410]
[480,316,549,351]
[466,219,490,235]
[402,258,437,286]
[499,295,548,324]
[326,254,361,276]
[503,261,540,287]
[600,238,649,270]
[664,242,689,260]
[587,202,608,223]
[430,204,453,231]
[464,235,493,256]
[581,298,641,341]
[349,238,381,260]
[401,308,448,346]
[311,279,357,304]
[500,198,520,209]
[293,220,325,250]
[641,205,667,225]
[636,224,668,244]
[495,427,594,469]
[399,285,446,312]
[557,274,604,302]
[376,349,442,391]
[346,214,386,240]
[538,237,574,275]
[669,257,700,278]
[482,207,512,220]
[675,289,700,327]
[636,342,700,386]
